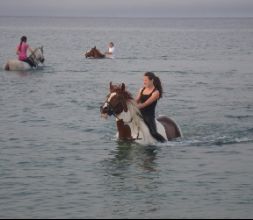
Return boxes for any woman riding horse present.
[136,72,166,143]
[4,46,45,71]
[84,42,115,59]
[100,82,182,145]
[84,46,105,58]
[16,36,36,68]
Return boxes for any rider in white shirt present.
[105,42,115,59]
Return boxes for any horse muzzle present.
[100,105,114,117]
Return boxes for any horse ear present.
[109,81,113,91]
[121,83,125,91]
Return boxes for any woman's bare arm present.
[137,90,160,109]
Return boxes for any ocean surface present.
[0,16,253,218]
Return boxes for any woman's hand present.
[137,103,144,109]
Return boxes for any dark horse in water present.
[85,46,105,59]
[100,82,183,145]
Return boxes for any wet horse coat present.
[85,47,105,59]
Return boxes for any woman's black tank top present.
[140,87,157,117]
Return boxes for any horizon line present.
[0,15,253,19]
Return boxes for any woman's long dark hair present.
[18,36,27,52]
[144,72,163,98]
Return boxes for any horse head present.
[29,46,45,66]
[85,46,105,58]
[85,47,95,58]
[100,82,132,118]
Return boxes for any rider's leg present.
[23,58,36,68]
[142,115,166,143]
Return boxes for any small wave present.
[159,134,253,148]
[40,102,59,109]
[174,70,189,74]
[245,127,253,133]
[65,69,89,73]
[234,137,253,143]
[100,128,253,148]
[225,114,253,120]
[117,57,139,60]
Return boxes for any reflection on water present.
[3,65,46,77]
[98,142,162,218]
[4,70,32,77]
[113,141,158,172]
[101,141,160,192]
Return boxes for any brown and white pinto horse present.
[100,82,182,145]
[85,46,105,59]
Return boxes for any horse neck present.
[118,100,147,133]
[126,100,142,126]
[29,48,38,60]
[115,99,156,144]
[95,49,104,58]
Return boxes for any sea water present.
[0,17,253,218]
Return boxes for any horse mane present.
[127,99,143,127]
[113,85,145,129]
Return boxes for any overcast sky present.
[0,0,253,17]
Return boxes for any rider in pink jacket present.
[16,36,36,67]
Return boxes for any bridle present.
[28,47,44,68]
[102,98,142,140]
[103,100,132,122]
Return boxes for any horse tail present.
[169,117,183,138]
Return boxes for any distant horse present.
[85,46,105,59]
[100,82,182,145]
[4,46,45,71]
